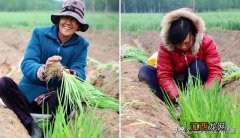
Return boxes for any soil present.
[0,28,119,137]
[1,27,240,138]
[0,105,30,138]
[121,30,240,137]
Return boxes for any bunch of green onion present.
[221,61,240,85]
[165,77,240,138]
[88,57,119,73]
[121,46,148,64]
[59,71,119,112]
[41,70,118,137]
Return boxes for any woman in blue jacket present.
[0,0,89,137]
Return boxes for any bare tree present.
[102,0,108,12]
[90,0,95,12]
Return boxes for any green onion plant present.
[121,46,148,64]
[221,61,240,85]
[42,104,105,138]
[60,71,119,112]
[165,75,240,138]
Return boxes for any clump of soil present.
[87,63,119,99]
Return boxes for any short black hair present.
[168,17,196,45]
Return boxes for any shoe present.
[28,121,42,138]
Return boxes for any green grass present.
[198,11,240,31]
[121,13,163,33]
[122,11,240,33]
[0,11,51,29]
[86,12,119,31]
[0,11,118,31]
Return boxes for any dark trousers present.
[138,60,208,102]
[0,76,59,129]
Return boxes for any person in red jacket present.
[138,8,222,103]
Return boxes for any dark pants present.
[0,76,59,129]
[138,60,208,102]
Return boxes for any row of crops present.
[0,12,118,31]
[122,11,240,33]
[122,46,240,137]
[1,11,240,32]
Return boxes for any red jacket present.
[157,8,222,101]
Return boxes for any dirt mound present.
[82,31,119,63]
[95,109,119,137]
[210,30,240,66]
[121,30,240,137]
[0,28,119,137]
[0,28,30,82]
[121,61,185,137]
[0,105,30,138]
[87,62,119,99]
[222,80,240,105]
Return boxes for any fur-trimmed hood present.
[160,8,205,55]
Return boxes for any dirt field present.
[1,27,240,137]
[121,30,240,137]
[0,28,119,137]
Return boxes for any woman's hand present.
[46,55,62,67]
[63,68,77,76]
[63,68,70,74]
[45,55,63,78]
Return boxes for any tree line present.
[121,0,240,13]
[2,0,239,13]
[0,0,61,11]
[85,0,118,12]
[0,0,119,12]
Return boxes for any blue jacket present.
[19,25,89,103]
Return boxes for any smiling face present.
[175,33,194,53]
[58,16,80,43]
